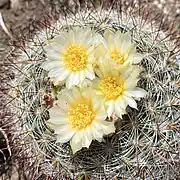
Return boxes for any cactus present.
[1,0,179,179]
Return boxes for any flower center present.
[68,103,95,130]
[64,44,88,72]
[100,76,124,100]
[110,49,126,64]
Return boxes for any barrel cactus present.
[2,0,179,179]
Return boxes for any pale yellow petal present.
[114,105,126,118]
[49,106,66,116]
[55,69,70,82]
[79,71,85,83]
[85,65,95,80]
[105,100,115,117]
[56,130,75,143]
[48,67,66,77]
[124,88,147,98]
[123,96,138,109]
[48,114,67,125]
[66,73,75,89]
[132,52,144,64]
[51,124,70,135]
[71,86,82,100]
[82,127,93,148]
[100,121,115,135]
[42,61,63,71]
[91,122,103,142]
[70,130,84,154]
[116,96,127,110]
[124,78,139,90]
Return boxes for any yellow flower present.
[99,29,144,67]
[42,27,102,88]
[92,60,147,118]
[48,87,115,154]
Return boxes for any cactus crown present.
[8,1,180,179]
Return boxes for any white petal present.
[124,78,139,90]
[52,78,65,86]
[92,98,102,111]
[106,101,115,117]
[55,69,70,82]
[115,99,127,118]
[82,127,93,148]
[57,89,76,106]
[114,106,126,118]
[56,99,69,111]
[45,44,63,53]
[94,101,107,120]
[77,28,92,44]
[45,50,63,61]
[70,73,81,87]
[92,33,104,46]
[52,124,70,134]
[45,46,60,54]
[95,44,107,59]
[125,88,147,98]
[100,121,115,135]
[116,32,132,52]
[48,114,67,125]
[121,65,140,80]
[72,86,82,100]
[96,112,107,121]
[104,29,114,47]
[74,73,82,85]
[70,130,84,154]
[124,96,137,109]
[116,96,127,110]
[49,106,65,116]
[91,78,101,89]
[63,90,76,104]
[56,130,75,143]
[100,60,111,76]
[80,79,92,88]
[85,65,95,80]
[87,45,96,55]
[79,71,85,83]
[53,35,67,45]
[132,53,144,64]
[91,122,103,142]
[48,67,65,77]
[130,66,141,78]
[114,30,122,43]
[94,64,104,79]
[66,74,75,89]
[42,61,62,71]
[68,30,75,43]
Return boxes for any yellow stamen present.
[100,76,124,100]
[111,49,126,64]
[64,44,88,72]
[68,103,95,130]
